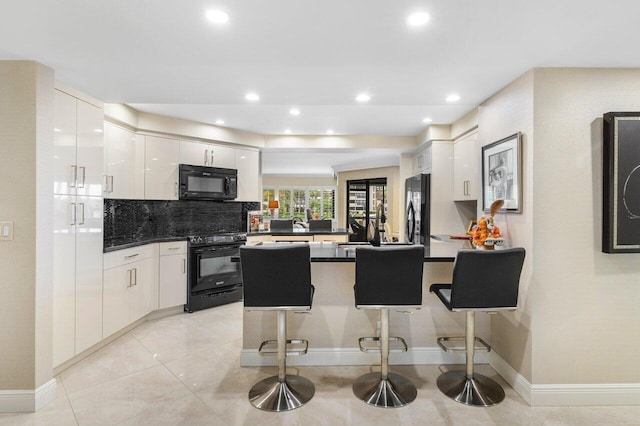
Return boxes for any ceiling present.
[2,0,640,174]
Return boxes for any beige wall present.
[478,70,535,382]
[336,166,400,237]
[0,61,54,390]
[480,68,640,386]
[530,68,640,384]
[262,176,337,188]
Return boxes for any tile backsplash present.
[104,199,260,248]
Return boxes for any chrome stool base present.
[436,370,505,407]
[352,372,417,408]
[249,374,315,412]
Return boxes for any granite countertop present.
[103,236,189,253]
[239,237,470,263]
[248,228,349,236]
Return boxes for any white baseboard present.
[489,352,640,406]
[240,346,489,367]
[0,378,57,413]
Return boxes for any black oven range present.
[185,232,246,312]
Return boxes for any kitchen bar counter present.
[241,237,488,368]
[247,228,349,236]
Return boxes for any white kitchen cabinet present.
[53,89,104,367]
[144,136,180,200]
[453,131,478,201]
[54,90,104,196]
[235,148,260,201]
[158,242,187,309]
[104,122,145,199]
[103,244,158,338]
[180,140,235,169]
[413,144,432,175]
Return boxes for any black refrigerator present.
[405,174,430,245]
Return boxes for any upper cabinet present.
[54,90,104,196]
[453,131,478,201]
[104,123,145,199]
[144,136,180,200]
[235,148,260,201]
[412,144,432,175]
[180,141,235,169]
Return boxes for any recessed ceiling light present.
[245,92,260,102]
[215,119,225,125]
[93,128,103,133]
[326,129,334,135]
[53,128,61,132]
[289,108,301,116]
[446,94,461,102]
[284,129,292,135]
[206,9,229,24]
[407,12,430,27]
[356,93,371,103]
[422,117,433,123]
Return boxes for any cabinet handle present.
[103,175,109,194]
[127,269,133,287]
[133,268,137,286]
[175,181,178,197]
[70,165,77,188]
[69,202,76,225]
[183,258,186,274]
[109,175,114,193]
[204,149,209,166]
[125,253,139,259]
[168,247,180,250]
[210,150,214,165]
[78,203,85,225]
[78,166,86,188]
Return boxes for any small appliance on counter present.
[179,164,237,200]
[405,173,430,245]
[185,232,246,312]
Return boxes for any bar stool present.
[430,247,525,407]
[352,245,424,408]
[240,244,315,412]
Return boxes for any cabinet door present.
[75,195,104,353]
[53,90,77,196]
[158,254,187,309]
[76,100,104,197]
[104,123,145,199]
[179,140,207,166]
[129,257,156,323]
[210,145,235,168]
[235,148,260,201]
[453,132,477,201]
[103,264,131,338]
[145,136,180,200]
[53,195,76,366]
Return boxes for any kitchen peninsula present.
[240,238,486,368]
[247,228,350,243]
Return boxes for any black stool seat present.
[352,245,424,408]
[240,243,315,412]
[430,247,526,407]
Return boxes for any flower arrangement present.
[470,199,505,249]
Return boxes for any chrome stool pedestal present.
[249,310,315,412]
[352,308,417,408]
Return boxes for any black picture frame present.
[482,132,522,213]
[603,112,640,253]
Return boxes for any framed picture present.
[603,112,640,253]
[482,132,522,213]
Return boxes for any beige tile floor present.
[2,302,639,425]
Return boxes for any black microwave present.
[179,164,237,200]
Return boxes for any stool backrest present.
[309,219,332,232]
[450,248,526,309]
[269,219,294,231]
[355,245,424,306]
[240,244,312,307]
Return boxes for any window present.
[262,186,336,220]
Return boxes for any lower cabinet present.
[158,242,187,309]
[103,245,158,339]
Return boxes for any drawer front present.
[159,241,187,256]
[104,244,156,270]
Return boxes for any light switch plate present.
[0,221,14,241]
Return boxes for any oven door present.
[190,244,242,293]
